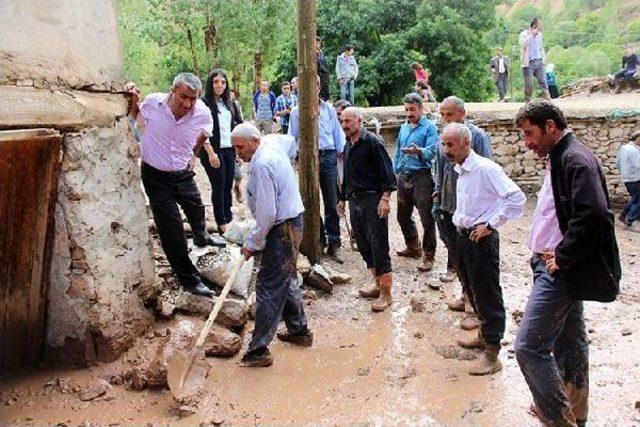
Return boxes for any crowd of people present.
[126,23,634,421]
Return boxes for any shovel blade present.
[167,351,210,399]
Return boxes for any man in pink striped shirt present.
[129,72,224,297]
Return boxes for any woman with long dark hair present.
[200,69,243,233]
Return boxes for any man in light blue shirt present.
[520,17,550,101]
[231,123,312,368]
[617,130,640,226]
[393,92,439,271]
[289,79,347,262]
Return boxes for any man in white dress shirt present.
[231,123,312,368]
[441,123,526,376]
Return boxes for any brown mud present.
[1,197,639,426]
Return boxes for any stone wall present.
[1,0,156,366]
[366,103,640,206]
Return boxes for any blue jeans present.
[515,255,589,425]
[319,149,341,247]
[622,181,640,223]
[247,215,309,354]
[339,78,355,105]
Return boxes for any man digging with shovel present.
[231,123,313,367]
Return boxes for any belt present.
[398,168,429,176]
[319,149,336,156]
[141,161,190,177]
[349,190,379,199]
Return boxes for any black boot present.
[183,280,214,297]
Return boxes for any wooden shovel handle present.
[194,257,245,348]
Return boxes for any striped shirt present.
[139,93,213,172]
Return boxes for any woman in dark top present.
[200,69,243,233]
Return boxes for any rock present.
[410,297,427,313]
[195,247,254,299]
[413,331,424,339]
[157,298,176,318]
[204,328,242,358]
[222,218,255,245]
[78,379,110,401]
[174,291,248,328]
[305,264,334,293]
[302,289,318,300]
[511,309,525,326]
[247,292,256,320]
[427,282,441,290]
[435,345,480,361]
[621,327,633,336]
[297,254,312,277]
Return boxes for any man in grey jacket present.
[490,48,510,102]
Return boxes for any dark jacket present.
[202,96,243,151]
[549,132,621,302]
[490,55,510,75]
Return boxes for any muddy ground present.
[1,184,639,426]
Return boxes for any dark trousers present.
[496,72,507,99]
[622,180,640,223]
[615,67,636,81]
[549,85,560,99]
[280,124,289,135]
[349,192,392,276]
[456,230,504,344]
[397,170,436,253]
[319,72,331,101]
[141,162,208,287]
[523,59,548,99]
[436,211,457,271]
[319,149,340,247]
[199,147,235,227]
[515,255,589,424]
[247,215,309,353]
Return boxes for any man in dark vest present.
[514,101,621,426]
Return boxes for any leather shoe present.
[183,281,214,297]
[194,235,227,248]
[327,244,344,264]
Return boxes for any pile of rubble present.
[561,75,640,97]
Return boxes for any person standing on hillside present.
[515,101,620,426]
[490,47,510,102]
[274,81,297,135]
[612,45,639,93]
[253,80,276,135]
[520,18,550,101]
[336,44,359,105]
[617,130,640,227]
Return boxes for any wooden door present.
[0,128,61,374]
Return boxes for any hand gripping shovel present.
[167,257,245,399]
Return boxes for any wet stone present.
[78,379,111,401]
[410,297,427,313]
[435,345,480,361]
[305,264,334,293]
[204,328,242,358]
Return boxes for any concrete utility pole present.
[296,0,322,263]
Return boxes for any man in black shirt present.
[613,45,638,93]
[338,107,397,312]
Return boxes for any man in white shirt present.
[231,123,312,368]
[617,130,640,227]
[442,123,526,376]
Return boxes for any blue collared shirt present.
[288,100,346,153]
[393,115,438,174]
[245,141,305,251]
[529,32,544,61]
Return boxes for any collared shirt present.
[261,133,297,165]
[529,32,544,61]
[274,94,297,127]
[245,141,305,251]
[139,93,213,172]
[217,101,232,148]
[498,57,506,73]
[288,101,346,153]
[617,142,640,182]
[335,53,358,80]
[453,150,526,229]
[528,166,562,253]
[393,115,438,174]
[340,128,397,201]
[434,123,493,214]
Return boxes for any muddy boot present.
[469,344,502,376]
[457,332,485,350]
[396,238,422,258]
[417,251,435,272]
[240,348,273,368]
[447,297,466,312]
[371,272,392,312]
[234,183,244,203]
[460,315,480,331]
[277,330,313,347]
[439,269,457,283]
[359,270,380,299]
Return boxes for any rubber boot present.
[359,270,380,299]
[396,238,421,258]
[469,344,502,376]
[371,272,392,312]
[417,251,435,272]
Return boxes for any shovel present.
[167,257,245,399]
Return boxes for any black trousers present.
[199,147,235,227]
[141,162,208,287]
[436,211,457,271]
[319,72,331,101]
[397,170,437,253]
[456,230,505,344]
[349,192,392,276]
